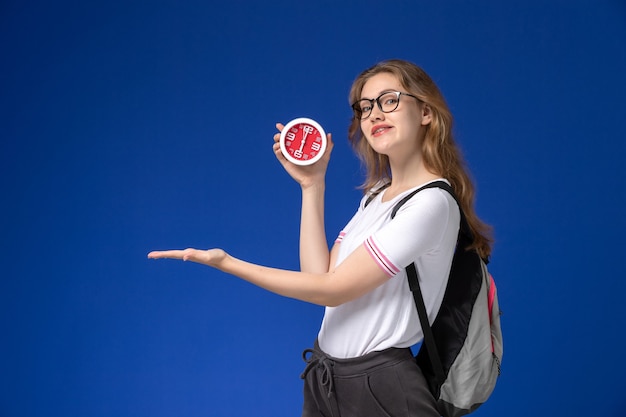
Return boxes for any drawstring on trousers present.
[300,348,335,398]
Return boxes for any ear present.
[421,104,432,126]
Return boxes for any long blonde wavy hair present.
[348,59,492,258]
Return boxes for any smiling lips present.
[371,125,392,137]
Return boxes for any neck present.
[383,154,440,200]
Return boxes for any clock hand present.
[299,125,313,152]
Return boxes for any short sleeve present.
[334,194,371,244]
[364,188,459,277]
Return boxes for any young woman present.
[148,59,492,417]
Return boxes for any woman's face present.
[358,72,431,158]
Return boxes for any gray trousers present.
[300,342,440,417]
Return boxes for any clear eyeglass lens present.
[358,100,372,115]
[379,92,400,112]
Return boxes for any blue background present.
[2,0,625,416]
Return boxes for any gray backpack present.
[390,181,503,417]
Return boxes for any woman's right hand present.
[273,123,333,189]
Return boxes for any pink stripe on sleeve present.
[335,231,346,244]
[364,237,400,277]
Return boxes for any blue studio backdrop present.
[2,1,625,416]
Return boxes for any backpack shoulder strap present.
[406,262,446,393]
[390,180,474,243]
[390,180,455,219]
[397,181,462,394]
[364,182,391,208]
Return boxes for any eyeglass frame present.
[351,90,422,120]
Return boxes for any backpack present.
[370,180,503,417]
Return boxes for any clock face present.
[279,118,327,166]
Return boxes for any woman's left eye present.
[384,97,398,105]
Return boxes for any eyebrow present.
[359,89,398,100]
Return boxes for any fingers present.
[319,133,333,162]
[147,249,193,260]
[274,123,284,144]
[273,140,286,160]
[273,123,288,162]
[149,248,227,268]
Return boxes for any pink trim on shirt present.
[335,231,346,244]
[364,237,399,277]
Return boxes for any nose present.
[369,103,385,121]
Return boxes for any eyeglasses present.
[351,91,421,120]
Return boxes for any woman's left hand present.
[148,248,227,267]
